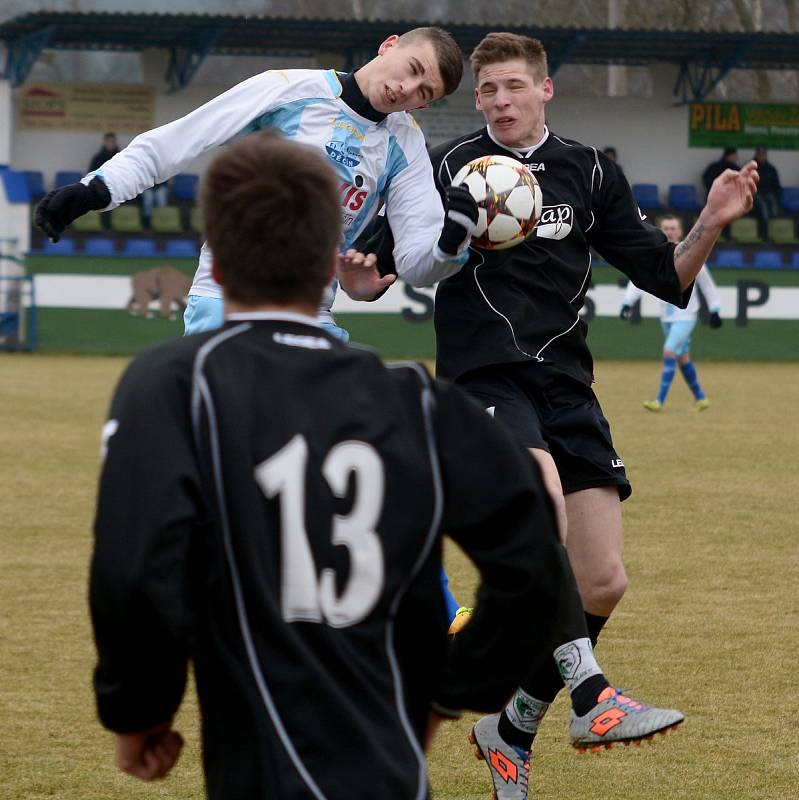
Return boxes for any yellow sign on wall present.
[18,83,155,133]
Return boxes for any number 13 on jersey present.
[255,434,385,629]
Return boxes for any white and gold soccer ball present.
[451,155,542,250]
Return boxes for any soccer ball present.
[451,155,542,250]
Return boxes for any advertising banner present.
[18,83,155,133]
[689,102,799,149]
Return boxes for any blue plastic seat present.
[171,174,199,202]
[668,184,701,210]
[22,170,46,198]
[781,187,799,213]
[713,248,745,268]
[1,170,31,203]
[42,237,76,255]
[632,183,661,209]
[84,237,116,256]
[122,238,157,257]
[55,171,83,188]
[752,250,783,269]
[791,251,799,269]
[163,238,198,258]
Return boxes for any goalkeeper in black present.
[89,130,580,800]
[423,32,758,799]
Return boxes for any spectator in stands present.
[140,181,169,229]
[702,147,739,196]
[602,146,623,175]
[752,145,782,238]
[89,133,119,229]
[702,147,740,238]
[89,132,119,173]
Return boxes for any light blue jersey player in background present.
[621,214,723,411]
[35,26,480,624]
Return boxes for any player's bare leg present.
[563,486,626,617]
[529,448,567,543]
[563,486,682,752]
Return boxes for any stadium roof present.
[2,11,799,100]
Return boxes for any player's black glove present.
[619,304,632,321]
[35,177,112,242]
[436,185,479,258]
[709,311,723,329]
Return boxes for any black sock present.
[498,710,536,751]
[570,674,611,717]
[584,612,608,647]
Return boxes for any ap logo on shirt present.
[535,204,573,240]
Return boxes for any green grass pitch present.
[1,354,797,799]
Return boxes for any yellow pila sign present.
[689,102,799,149]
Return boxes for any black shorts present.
[455,362,631,501]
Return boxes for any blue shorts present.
[661,319,696,357]
[183,295,350,342]
[320,321,350,342]
[184,295,224,334]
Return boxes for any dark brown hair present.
[202,130,341,307]
[470,33,548,83]
[399,27,464,97]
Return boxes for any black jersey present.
[90,314,570,800]
[429,128,692,384]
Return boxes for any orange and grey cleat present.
[570,687,684,753]
[447,606,473,636]
[469,713,531,800]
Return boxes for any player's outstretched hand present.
[35,177,111,242]
[703,160,759,230]
[115,720,184,781]
[437,185,479,258]
[619,304,632,321]
[337,249,396,301]
[709,311,723,329]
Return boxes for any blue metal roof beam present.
[673,37,757,104]
[2,25,55,87]
[548,32,588,76]
[166,27,222,92]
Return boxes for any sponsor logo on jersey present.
[326,140,361,167]
[273,332,332,350]
[611,458,625,468]
[332,118,365,142]
[523,162,546,172]
[339,179,368,212]
[535,204,573,240]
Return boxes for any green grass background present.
[1,355,798,799]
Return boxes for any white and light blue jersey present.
[623,264,721,322]
[84,68,467,321]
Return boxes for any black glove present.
[35,177,112,242]
[709,311,723,329]
[619,304,632,321]
[436,185,479,258]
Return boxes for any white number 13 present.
[254,435,385,628]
